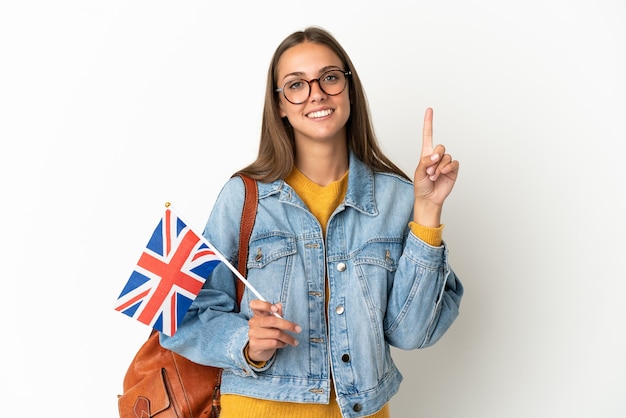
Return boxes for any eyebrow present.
[281,65,343,81]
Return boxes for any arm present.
[159,178,260,375]
[385,108,463,348]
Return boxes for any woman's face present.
[276,42,350,146]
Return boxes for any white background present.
[1,1,625,417]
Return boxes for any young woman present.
[161,26,463,418]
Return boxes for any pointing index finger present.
[421,107,434,156]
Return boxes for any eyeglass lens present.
[282,70,348,104]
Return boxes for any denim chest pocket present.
[247,232,297,268]
[244,232,297,307]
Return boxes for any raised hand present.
[247,300,301,362]
[413,108,459,227]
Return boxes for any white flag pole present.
[166,202,282,319]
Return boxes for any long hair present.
[235,26,410,182]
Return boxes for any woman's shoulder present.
[373,170,414,191]
[215,175,247,204]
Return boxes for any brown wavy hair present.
[235,26,410,182]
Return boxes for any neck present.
[294,141,349,187]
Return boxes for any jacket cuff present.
[244,343,268,369]
[229,327,275,376]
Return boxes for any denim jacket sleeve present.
[384,229,463,349]
[159,176,270,377]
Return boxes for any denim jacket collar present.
[258,151,378,216]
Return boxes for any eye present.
[286,80,306,90]
[322,71,340,84]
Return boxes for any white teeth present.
[307,109,333,118]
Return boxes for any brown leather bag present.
[117,174,258,418]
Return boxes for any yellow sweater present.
[221,169,443,417]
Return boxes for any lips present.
[306,109,334,119]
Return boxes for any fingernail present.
[295,325,302,333]
[430,175,437,181]
[426,167,434,175]
[430,153,440,161]
[271,305,278,313]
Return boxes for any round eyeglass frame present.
[275,70,352,105]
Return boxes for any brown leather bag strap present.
[213,174,258,406]
[234,174,258,306]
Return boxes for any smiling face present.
[276,41,351,147]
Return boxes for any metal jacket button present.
[335,305,345,315]
[337,262,346,272]
[353,403,362,412]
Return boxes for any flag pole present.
[166,202,282,319]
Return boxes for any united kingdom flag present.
[114,207,221,336]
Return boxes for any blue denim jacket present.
[161,153,463,418]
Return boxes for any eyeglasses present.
[275,69,351,105]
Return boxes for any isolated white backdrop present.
[1,1,625,417]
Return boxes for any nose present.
[309,79,327,101]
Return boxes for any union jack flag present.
[114,207,221,336]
